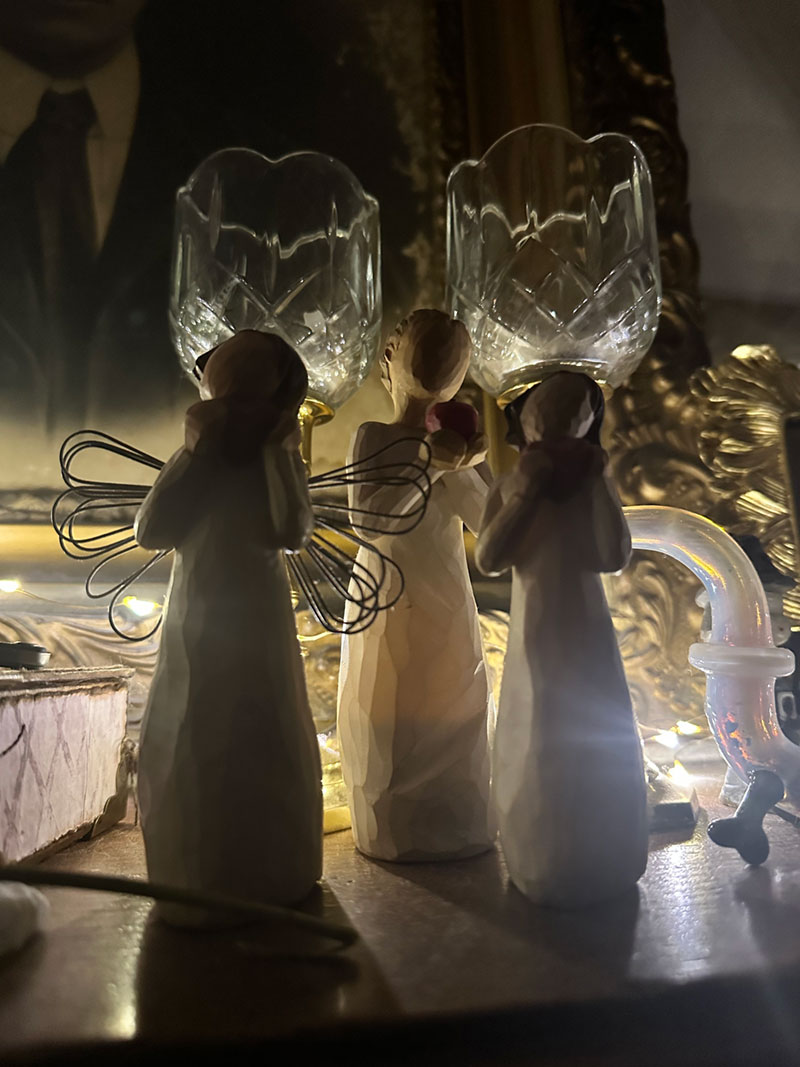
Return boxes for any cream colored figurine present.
[135,331,322,925]
[337,309,494,861]
[477,372,647,907]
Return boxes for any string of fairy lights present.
[0,576,708,790]
[0,578,160,626]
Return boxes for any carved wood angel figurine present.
[135,331,322,925]
[476,372,647,907]
[337,309,495,862]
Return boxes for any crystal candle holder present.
[171,148,381,413]
[446,124,661,399]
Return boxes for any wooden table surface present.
[3,758,800,1065]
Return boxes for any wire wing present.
[51,431,167,641]
[52,430,433,638]
[288,436,432,634]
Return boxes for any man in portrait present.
[0,0,420,491]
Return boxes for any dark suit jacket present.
[0,27,207,430]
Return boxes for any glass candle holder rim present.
[177,195,380,259]
[447,122,653,187]
[177,145,380,225]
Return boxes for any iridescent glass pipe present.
[171,148,381,422]
[447,124,661,399]
[626,506,799,805]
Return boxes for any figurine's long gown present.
[484,468,647,906]
[337,422,494,861]
[135,443,322,920]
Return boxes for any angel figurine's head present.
[188,330,307,462]
[507,372,604,448]
[381,310,471,408]
[197,330,307,411]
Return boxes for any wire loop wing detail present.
[52,431,168,641]
[52,430,432,638]
[291,436,432,634]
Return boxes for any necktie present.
[5,87,97,423]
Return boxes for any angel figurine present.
[134,331,322,925]
[337,309,495,862]
[476,372,648,907]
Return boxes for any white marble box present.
[0,667,130,863]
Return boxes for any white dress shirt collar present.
[0,39,140,157]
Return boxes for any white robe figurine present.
[477,372,648,907]
[136,331,322,926]
[337,309,495,862]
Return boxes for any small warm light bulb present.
[0,579,21,593]
[121,596,158,617]
[666,760,693,787]
[676,720,702,736]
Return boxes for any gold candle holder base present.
[298,397,334,470]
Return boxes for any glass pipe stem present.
[624,506,799,805]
